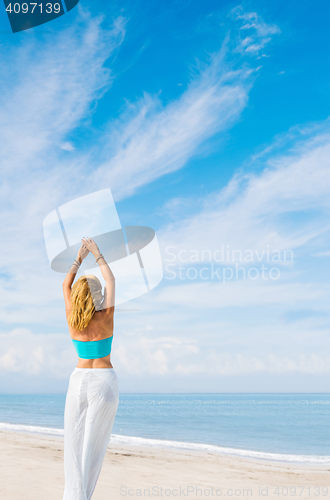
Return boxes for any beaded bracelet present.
[95,254,104,263]
[69,259,81,269]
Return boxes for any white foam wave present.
[0,422,329,465]
[0,422,64,437]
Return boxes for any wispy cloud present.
[60,142,75,152]
[0,12,127,175]
[84,6,281,200]
[159,122,330,262]
[229,5,281,55]
[90,50,253,199]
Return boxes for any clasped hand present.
[77,237,100,263]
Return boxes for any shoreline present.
[1,430,329,500]
[0,421,329,466]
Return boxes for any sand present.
[0,430,329,500]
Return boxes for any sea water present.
[0,393,329,464]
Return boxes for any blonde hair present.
[68,275,103,331]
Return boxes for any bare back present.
[66,307,115,368]
[67,308,114,341]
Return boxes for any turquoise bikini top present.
[71,336,113,360]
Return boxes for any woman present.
[62,237,119,500]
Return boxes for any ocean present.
[0,393,329,464]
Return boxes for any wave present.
[0,421,329,465]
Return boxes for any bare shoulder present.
[95,306,114,321]
[103,305,115,317]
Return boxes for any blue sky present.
[0,0,329,393]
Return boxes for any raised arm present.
[62,242,89,311]
[82,237,115,310]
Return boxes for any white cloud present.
[61,142,75,151]
[77,7,280,200]
[1,327,329,385]
[0,328,75,377]
[229,5,281,55]
[0,12,127,175]
[89,51,253,199]
[158,124,330,263]
[113,328,330,377]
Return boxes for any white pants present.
[62,367,119,500]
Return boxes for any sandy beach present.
[0,430,329,500]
